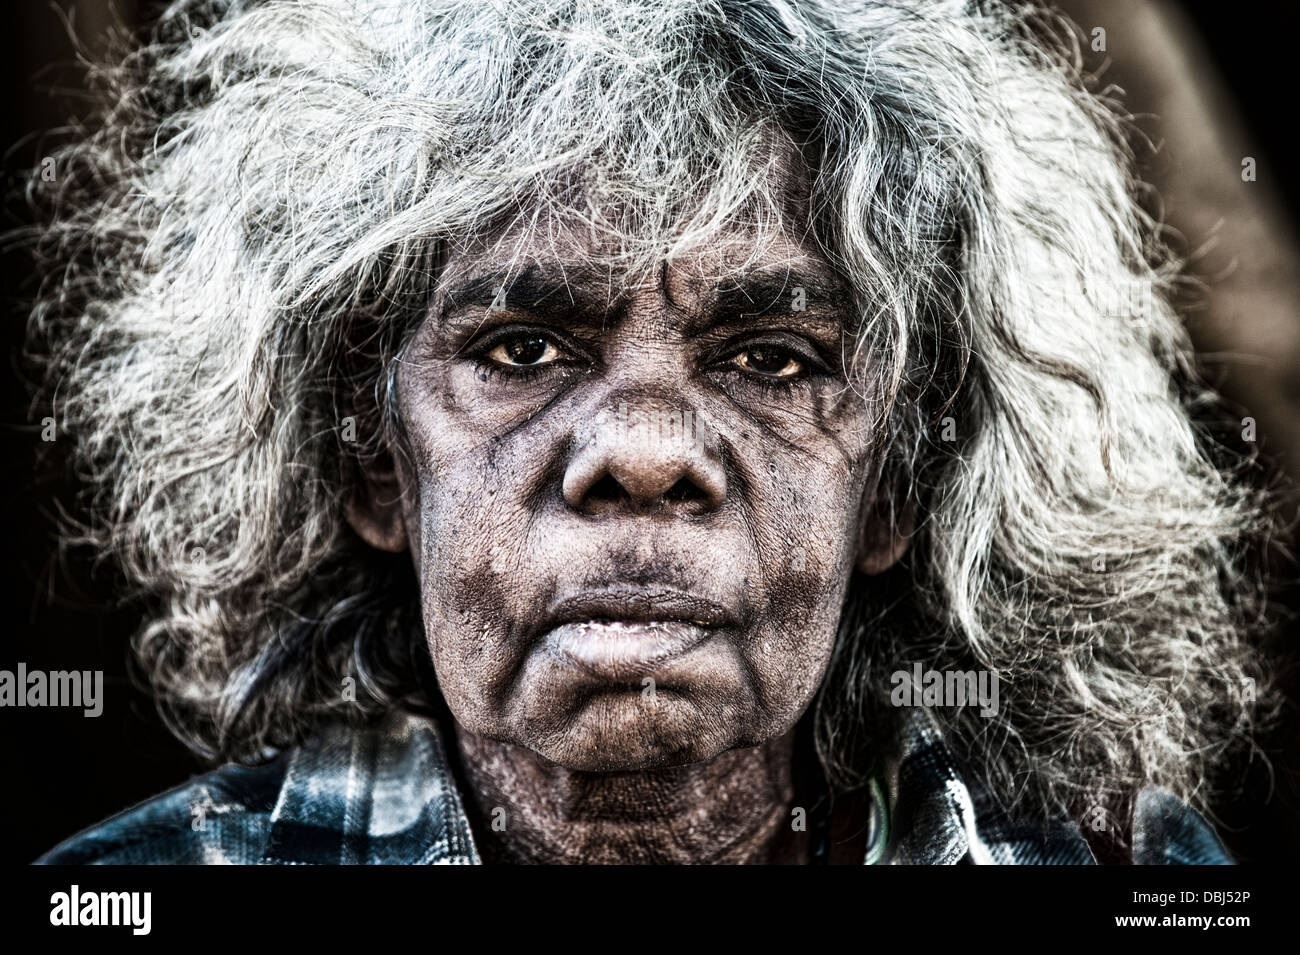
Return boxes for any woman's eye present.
[729,345,804,378]
[486,334,562,367]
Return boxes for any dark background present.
[3,0,1299,864]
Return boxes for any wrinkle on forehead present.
[435,122,830,305]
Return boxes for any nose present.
[562,399,727,515]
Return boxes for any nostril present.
[663,477,702,502]
[575,473,710,512]
[586,474,628,504]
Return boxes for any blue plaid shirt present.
[35,707,1233,865]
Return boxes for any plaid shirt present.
[35,707,1233,865]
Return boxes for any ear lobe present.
[344,451,409,553]
[855,488,914,576]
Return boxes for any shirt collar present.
[257,705,1104,865]
[260,708,479,865]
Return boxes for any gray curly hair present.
[26,0,1277,838]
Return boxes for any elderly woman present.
[31,0,1270,864]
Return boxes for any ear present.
[344,448,409,553]
[854,478,914,576]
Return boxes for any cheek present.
[749,448,866,616]
[417,478,534,707]
[737,384,874,606]
[745,449,870,696]
[394,407,537,724]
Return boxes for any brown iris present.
[731,345,802,378]
[488,334,560,367]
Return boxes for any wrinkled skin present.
[348,166,907,862]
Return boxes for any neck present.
[453,727,812,864]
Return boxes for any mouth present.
[540,585,738,679]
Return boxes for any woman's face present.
[349,205,906,772]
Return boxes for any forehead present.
[437,224,842,314]
[435,131,839,306]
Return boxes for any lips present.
[539,585,738,678]
[544,585,736,630]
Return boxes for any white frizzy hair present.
[28,0,1276,835]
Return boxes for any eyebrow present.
[438,264,613,325]
[709,268,851,318]
[436,262,852,329]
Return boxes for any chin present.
[518,690,751,772]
